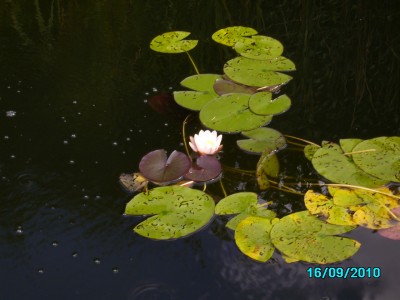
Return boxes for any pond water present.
[1,1,399,299]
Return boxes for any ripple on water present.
[129,282,176,300]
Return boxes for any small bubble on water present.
[72,100,77,104]
[37,268,45,274]
[71,134,77,138]
[17,90,21,93]
[93,258,101,265]
[16,226,24,235]
[112,267,119,274]
[10,154,16,159]
[143,99,148,103]
[83,195,89,200]
[6,110,16,117]
[164,123,168,126]
[69,160,75,165]
[152,87,158,92]
[112,142,118,146]
[126,137,131,141]
[77,112,82,115]
[95,195,101,200]
[51,241,59,247]
[168,86,173,90]
[72,252,78,258]
[98,123,102,127]
[144,92,149,96]
[63,140,69,144]
[4,135,9,140]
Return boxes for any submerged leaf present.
[125,186,215,240]
[256,148,279,190]
[150,31,198,53]
[378,207,400,240]
[270,211,360,264]
[139,150,191,183]
[119,172,148,193]
[237,127,286,154]
[213,79,257,95]
[212,26,258,46]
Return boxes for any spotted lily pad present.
[311,145,388,188]
[235,216,276,262]
[199,93,272,133]
[249,92,291,116]
[215,192,276,230]
[304,144,320,161]
[339,138,363,154]
[234,35,284,60]
[270,211,360,264]
[237,127,286,154]
[125,186,215,239]
[184,155,222,182]
[256,148,280,190]
[351,136,400,182]
[224,56,294,87]
[212,26,258,46]
[150,31,198,53]
[139,150,191,184]
[174,74,222,111]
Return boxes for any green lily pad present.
[150,31,198,53]
[352,136,400,182]
[304,144,320,161]
[339,138,363,154]
[224,56,294,87]
[237,127,286,154]
[180,74,223,92]
[249,92,291,115]
[199,93,272,133]
[125,186,215,240]
[234,35,284,60]
[174,91,218,111]
[270,211,360,264]
[256,148,280,190]
[311,146,388,188]
[235,216,275,262]
[212,26,258,46]
[215,192,276,230]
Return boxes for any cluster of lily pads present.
[121,26,400,264]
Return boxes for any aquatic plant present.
[121,26,400,264]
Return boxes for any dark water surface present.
[1,1,400,299]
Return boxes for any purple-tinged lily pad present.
[184,155,222,182]
[378,207,400,240]
[213,79,257,95]
[139,149,191,184]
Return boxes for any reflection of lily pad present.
[184,155,222,182]
[224,56,294,87]
[352,136,400,182]
[378,207,400,240]
[212,26,258,46]
[256,148,279,190]
[139,150,191,183]
[125,186,215,240]
[249,92,291,115]
[150,31,198,53]
[234,35,284,60]
[235,216,276,262]
[237,127,286,154]
[270,211,360,264]
[199,93,272,133]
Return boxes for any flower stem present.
[182,114,192,157]
[185,51,200,75]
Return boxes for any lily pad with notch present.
[224,56,295,87]
[150,31,198,53]
[249,92,291,116]
[125,186,215,240]
[199,93,272,133]
[212,26,258,47]
[234,35,284,60]
[256,147,280,190]
[184,155,222,182]
[139,149,191,184]
[237,127,286,154]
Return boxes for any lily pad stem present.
[182,114,192,157]
[185,51,200,75]
[284,134,320,147]
[219,177,227,197]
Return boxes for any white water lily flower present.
[189,130,223,155]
